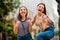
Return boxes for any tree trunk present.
[0,32,2,40]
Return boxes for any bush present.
[5,25,13,36]
[0,21,3,32]
[55,29,60,36]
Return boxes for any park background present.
[0,0,60,40]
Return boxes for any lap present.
[17,33,32,40]
[36,31,54,39]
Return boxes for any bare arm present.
[44,15,54,28]
[13,21,19,34]
[28,21,32,34]
[32,15,36,25]
[27,16,32,33]
[39,15,54,31]
[27,15,36,33]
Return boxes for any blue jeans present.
[17,33,32,40]
[36,26,54,40]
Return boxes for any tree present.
[0,0,20,32]
[0,0,20,40]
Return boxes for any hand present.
[28,16,32,20]
[28,16,32,23]
[15,21,20,27]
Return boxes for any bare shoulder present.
[43,14,48,19]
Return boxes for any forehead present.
[20,7,26,10]
[38,4,44,8]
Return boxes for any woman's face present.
[37,4,44,13]
[20,7,27,17]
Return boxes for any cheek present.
[24,13,26,15]
[42,9,44,12]
[25,11,27,15]
[25,10,27,13]
[24,13,27,16]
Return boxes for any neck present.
[22,16,26,21]
[38,12,43,16]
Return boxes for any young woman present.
[13,6,32,40]
[32,3,55,40]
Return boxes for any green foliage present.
[0,0,20,17]
[0,21,4,32]
[0,0,20,38]
[55,29,60,36]
[5,25,12,32]
[12,0,20,8]
[5,25,13,36]
[12,34,17,40]
[0,0,20,33]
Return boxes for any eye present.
[42,7,44,9]
[24,9,26,11]
[20,9,23,11]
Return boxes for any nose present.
[22,9,25,11]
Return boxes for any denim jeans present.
[36,26,54,40]
[17,33,32,40]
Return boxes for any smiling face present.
[19,6,28,17]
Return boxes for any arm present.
[32,15,36,25]
[27,15,36,26]
[45,15,54,28]
[13,19,19,34]
[40,15,54,31]
[27,16,32,33]
[27,15,36,33]
[28,21,32,34]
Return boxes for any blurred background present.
[0,0,60,40]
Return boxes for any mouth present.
[38,9,41,12]
[22,12,25,14]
